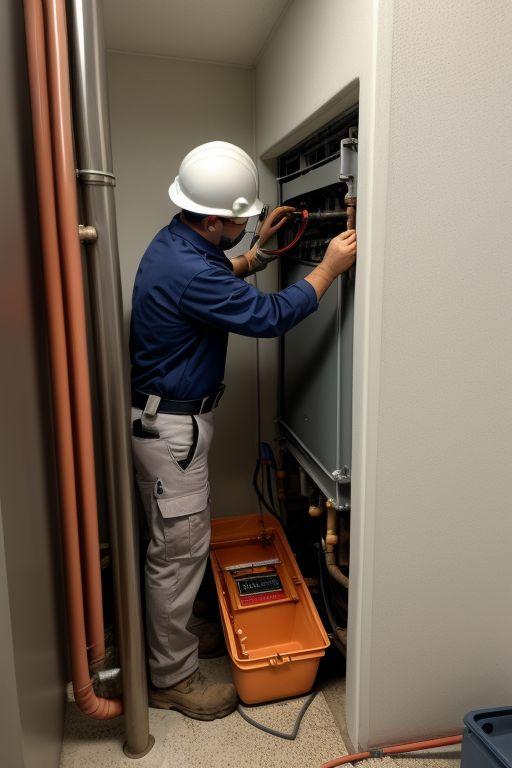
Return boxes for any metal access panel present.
[278,110,358,508]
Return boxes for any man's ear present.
[206,216,218,233]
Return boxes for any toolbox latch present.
[269,653,291,667]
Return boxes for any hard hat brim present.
[169,178,264,218]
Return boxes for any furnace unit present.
[277,109,358,511]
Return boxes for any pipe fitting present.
[78,224,98,243]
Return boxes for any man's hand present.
[323,229,357,278]
[258,205,295,246]
[305,229,357,300]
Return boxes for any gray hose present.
[236,691,318,740]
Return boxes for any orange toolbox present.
[210,512,330,704]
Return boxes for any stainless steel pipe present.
[68,0,152,757]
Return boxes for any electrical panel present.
[277,109,358,510]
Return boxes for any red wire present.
[259,209,309,256]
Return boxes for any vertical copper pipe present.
[23,0,120,718]
[345,196,357,231]
[42,0,105,665]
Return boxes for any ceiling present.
[103,0,290,67]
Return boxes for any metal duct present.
[68,0,152,757]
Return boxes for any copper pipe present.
[345,196,357,231]
[324,500,349,590]
[320,734,462,767]
[42,0,105,665]
[23,0,120,718]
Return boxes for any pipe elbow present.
[325,559,350,590]
[74,680,123,719]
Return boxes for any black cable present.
[236,691,318,740]
[265,462,276,510]
[252,460,281,522]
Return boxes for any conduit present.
[320,734,462,766]
[41,0,106,666]
[69,0,152,756]
[23,0,120,718]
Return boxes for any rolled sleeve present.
[179,267,318,338]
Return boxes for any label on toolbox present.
[235,571,285,605]
[239,590,285,606]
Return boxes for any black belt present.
[131,385,225,415]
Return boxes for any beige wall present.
[353,0,512,749]
[107,51,260,517]
[257,0,512,750]
[255,0,368,158]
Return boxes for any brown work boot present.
[148,668,237,720]
[196,621,226,659]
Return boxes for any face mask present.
[219,228,246,250]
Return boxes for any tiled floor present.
[60,657,462,768]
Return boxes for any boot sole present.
[170,703,235,721]
[149,695,236,721]
[148,693,235,721]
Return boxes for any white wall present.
[354,0,512,749]
[107,51,260,517]
[255,0,368,158]
[256,0,512,751]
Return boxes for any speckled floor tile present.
[60,657,348,768]
[60,659,462,768]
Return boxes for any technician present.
[130,141,356,721]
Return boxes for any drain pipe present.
[68,0,152,757]
[23,0,120,718]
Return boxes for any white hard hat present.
[168,141,264,218]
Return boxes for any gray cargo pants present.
[131,406,214,688]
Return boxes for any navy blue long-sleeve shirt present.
[130,215,318,400]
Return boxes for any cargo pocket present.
[158,503,211,561]
[156,485,209,520]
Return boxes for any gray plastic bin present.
[462,707,512,768]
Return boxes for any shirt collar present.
[168,214,233,270]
